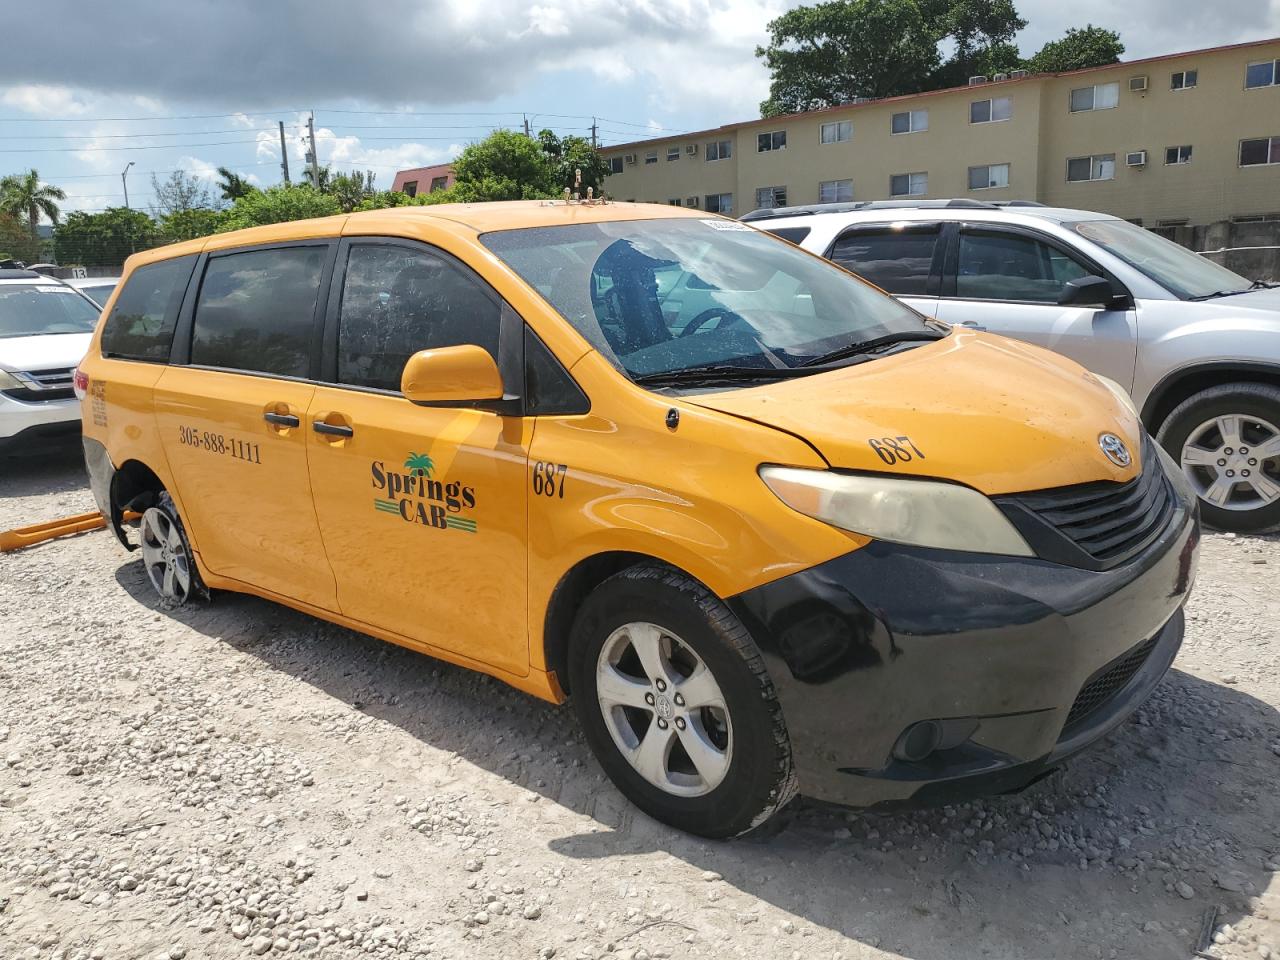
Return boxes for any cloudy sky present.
[2,0,1277,215]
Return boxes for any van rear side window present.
[100,256,195,361]
[191,246,326,378]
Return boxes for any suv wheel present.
[568,564,797,838]
[139,492,207,605]
[1157,383,1280,533]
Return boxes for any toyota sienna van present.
[78,202,1200,838]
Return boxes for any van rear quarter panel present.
[524,350,869,674]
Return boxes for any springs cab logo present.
[371,450,477,534]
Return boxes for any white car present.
[743,200,1280,533]
[0,269,101,455]
[66,276,120,308]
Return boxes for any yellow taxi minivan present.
[77,201,1200,838]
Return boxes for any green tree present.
[160,208,223,243]
[0,212,42,264]
[330,170,377,212]
[1026,25,1124,73]
[0,169,66,242]
[217,184,342,232]
[150,170,213,217]
[53,208,158,268]
[537,130,611,195]
[215,167,257,202]
[451,129,557,201]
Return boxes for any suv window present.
[101,256,195,361]
[191,246,326,377]
[336,244,500,392]
[956,231,1089,303]
[828,227,939,295]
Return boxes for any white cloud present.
[1,84,92,116]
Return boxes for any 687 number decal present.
[532,461,568,498]
[868,436,925,465]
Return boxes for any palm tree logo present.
[405,452,434,478]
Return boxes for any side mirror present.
[1059,275,1125,309]
[401,345,504,404]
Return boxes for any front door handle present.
[263,412,300,428]
[313,420,354,438]
[958,320,987,331]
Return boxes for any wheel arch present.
[1141,361,1280,434]
[102,457,168,550]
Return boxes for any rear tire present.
[1157,383,1280,534]
[138,492,207,606]
[568,563,797,838]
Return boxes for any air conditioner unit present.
[1129,75,1149,92]
[685,144,698,155]
[1126,150,1148,167]
[624,154,637,165]
[968,75,988,86]
[1009,69,1029,79]
[685,197,698,207]
[993,72,1009,82]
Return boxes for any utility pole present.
[306,112,320,189]
[523,114,531,138]
[278,121,291,184]
[121,161,135,209]
[591,117,598,149]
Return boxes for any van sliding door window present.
[190,246,326,377]
[336,244,500,393]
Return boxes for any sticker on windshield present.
[700,219,755,232]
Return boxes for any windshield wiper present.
[1249,279,1279,290]
[799,329,947,368]
[1189,288,1254,301]
[633,364,815,388]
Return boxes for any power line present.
[0,138,267,154]
[0,128,278,140]
[0,109,307,123]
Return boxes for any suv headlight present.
[0,369,23,391]
[759,466,1033,557]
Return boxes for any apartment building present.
[600,37,1280,226]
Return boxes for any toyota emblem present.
[1099,433,1131,467]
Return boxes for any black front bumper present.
[728,485,1200,809]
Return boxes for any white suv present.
[743,200,1280,533]
[0,269,102,455]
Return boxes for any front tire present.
[1157,383,1280,533]
[568,564,797,838]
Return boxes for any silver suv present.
[744,200,1280,533]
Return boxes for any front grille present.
[998,438,1176,570]
[1064,634,1159,729]
[3,367,76,404]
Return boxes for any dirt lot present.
[1,444,1278,960]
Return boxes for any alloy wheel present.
[1180,414,1280,511]
[139,506,193,602]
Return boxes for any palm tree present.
[215,166,256,202]
[405,452,434,478]
[0,169,66,243]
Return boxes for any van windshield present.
[0,284,101,339]
[481,218,934,382]
[1070,219,1254,300]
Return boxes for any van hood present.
[685,330,1143,496]
[0,333,92,372]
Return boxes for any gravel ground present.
[1,443,1278,960]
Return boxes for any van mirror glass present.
[400,345,504,404]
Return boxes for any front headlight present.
[0,369,23,391]
[760,466,1034,557]
[1092,374,1139,418]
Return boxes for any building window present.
[644,151,657,164]
[891,110,928,134]
[890,172,927,197]
[820,120,852,144]
[667,146,680,161]
[1240,136,1280,167]
[757,130,787,152]
[705,193,733,214]
[429,176,449,192]
[970,97,1012,124]
[1066,154,1116,181]
[667,199,682,206]
[968,163,1010,190]
[402,180,418,197]
[706,139,732,161]
[608,156,624,174]
[1165,145,1193,165]
[819,179,853,203]
[1069,82,1119,112]
[755,185,787,209]
[1171,70,1197,90]
[1245,59,1279,89]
